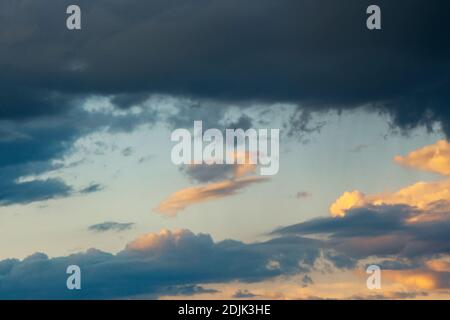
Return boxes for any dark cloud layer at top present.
[1,0,449,205]
[1,0,450,135]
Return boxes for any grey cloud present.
[0,178,72,206]
[80,183,104,194]
[88,222,134,233]
[121,147,133,157]
[232,289,259,299]
[0,100,159,207]
[0,230,329,299]
[1,0,449,205]
[180,164,236,183]
[301,274,314,288]
[1,0,449,136]
[295,191,312,199]
[162,285,219,297]
[272,205,450,260]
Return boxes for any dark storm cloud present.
[0,230,329,299]
[88,221,134,233]
[1,0,450,134]
[1,0,449,203]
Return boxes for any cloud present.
[0,229,327,299]
[0,1,448,208]
[349,144,369,153]
[160,285,219,297]
[381,269,450,290]
[349,291,429,300]
[157,152,268,216]
[301,274,314,287]
[274,204,450,260]
[1,0,449,137]
[155,176,268,216]
[330,141,450,220]
[394,140,450,176]
[0,176,72,206]
[426,258,450,272]
[232,289,259,299]
[272,139,450,266]
[295,191,312,199]
[0,96,160,207]
[80,183,104,194]
[330,191,366,217]
[88,222,134,233]
[180,164,236,184]
[121,147,133,157]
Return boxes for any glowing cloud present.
[126,229,191,251]
[330,191,366,217]
[155,176,267,216]
[394,140,450,176]
[330,140,450,220]
[155,152,268,216]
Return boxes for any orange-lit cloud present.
[394,140,450,176]
[126,229,189,251]
[155,152,268,216]
[155,176,267,216]
[382,270,438,290]
[426,257,450,272]
[330,191,366,217]
[330,140,450,220]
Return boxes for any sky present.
[0,0,449,299]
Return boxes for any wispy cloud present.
[88,221,134,233]
[155,153,269,216]
[80,183,104,194]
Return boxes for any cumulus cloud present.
[330,191,366,217]
[275,204,450,259]
[330,141,450,220]
[279,142,450,292]
[0,229,327,299]
[394,140,450,176]
[273,204,450,292]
